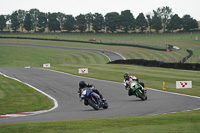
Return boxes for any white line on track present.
[0,71,58,119]
[1,68,200,119]
[41,68,200,115]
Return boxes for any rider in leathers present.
[123,72,145,96]
[78,81,105,106]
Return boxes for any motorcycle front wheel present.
[136,90,146,101]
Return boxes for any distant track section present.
[0,36,165,51]
[0,42,125,62]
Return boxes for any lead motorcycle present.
[124,81,147,101]
[80,88,108,110]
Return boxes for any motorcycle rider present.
[78,81,106,105]
[123,72,145,96]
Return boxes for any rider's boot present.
[100,94,106,102]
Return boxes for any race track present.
[0,67,200,123]
[0,43,125,61]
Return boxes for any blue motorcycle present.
[80,88,108,110]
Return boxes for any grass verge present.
[0,74,53,115]
[0,110,200,133]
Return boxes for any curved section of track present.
[0,43,125,61]
[0,67,200,123]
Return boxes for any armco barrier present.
[108,59,200,71]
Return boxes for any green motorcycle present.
[129,81,147,101]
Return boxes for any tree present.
[4,15,11,31]
[85,12,93,32]
[29,8,40,32]
[156,6,173,32]
[136,13,148,32]
[167,14,182,32]
[146,13,153,33]
[0,15,6,31]
[24,13,33,32]
[76,14,87,32]
[152,11,162,33]
[16,9,26,32]
[38,12,47,32]
[10,11,20,32]
[48,13,60,32]
[92,13,104,33]
[63,15,76,32]
[182,15,199,32]
[57,12,66,31]
[105,12,120,33]
[120,10,135,33]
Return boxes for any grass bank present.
[1,33,200,63]
[0,110,200,133]
[0,74,53,115]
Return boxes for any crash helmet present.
[124,72,130,80]
[79,81,87,88]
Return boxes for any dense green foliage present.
[1,6,199,33]
[0,15,6,31]
[24,14,33,32]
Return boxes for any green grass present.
[0,44,109,67]
[0,74,53,115]
[0,110,200,133]
[1,33,200,63]
[0,38,194,63]
[0,34,200,132]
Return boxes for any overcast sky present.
[1,0,199,20]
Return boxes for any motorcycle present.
[124,81,147,101]
[80,88,108,110]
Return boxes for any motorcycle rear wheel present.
[88,99,100,110]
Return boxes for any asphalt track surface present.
[0,67,200,123]
[0,43,200,123]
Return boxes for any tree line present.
[0,6,199,33]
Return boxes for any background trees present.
[167,14,182,32]
[48,13,61,32]
[24,13,33,32]
[146,14,153,33]
[105,12,120,33]
[0,15,6,31]
[182,15,198,32]
[63,15,76,32]
[92,13,104,33]
[85,12,93,32]
[17,9,26,32]
[120,10,135,33]
[0,7,199,33]
[76,14,87,32]
[10,11,20,32]
[151,11,163,33]
[136,13,148,32]
[37,12,47,32]
[29,8,40,32]
[156,6,173,32]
